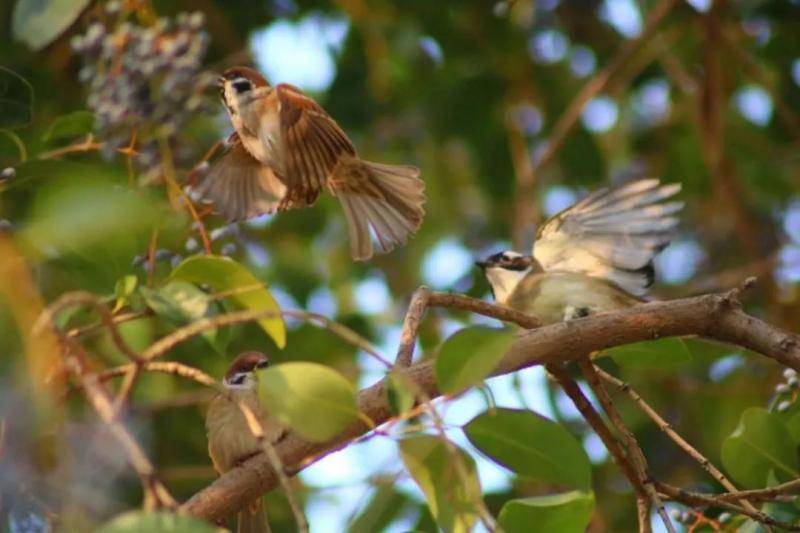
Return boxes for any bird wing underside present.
[532,179,683,296]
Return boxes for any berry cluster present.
[70,7,213,179]
[774,368,798,412]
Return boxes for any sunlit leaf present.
[171,255,285,348]
[498,491,595,533]
[140,281,227,355]
[399,435,482,533]
[96,510,217,532]
[113,275,138,312]
[721,408,799,488]
[259,362,359,442]
[12,0,92,51]
[601,337,692,368]
[464,408,591,490]
[435,326,514,395]
[42,110,94,142]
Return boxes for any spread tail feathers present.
[337,161,426,261]
[237,496,270,533]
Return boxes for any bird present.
[206,351,286,533]
[194,66,426,261]
[475,179,683,324]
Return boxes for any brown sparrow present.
[206,351,285,533]
[476,179,682,324]
[194,66,426,261]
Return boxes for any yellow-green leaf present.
[499,491,595,533]
[171,255,285,348]
[435,326,514,395]
[259,362,359,442]
[97,511,216,533]
[399,435,482,533]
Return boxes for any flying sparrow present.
[206,351,285,533]
[194,66,426,261]
[476,179,682,324]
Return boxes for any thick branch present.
[183,292,800,521]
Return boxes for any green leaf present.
[140,281,228,355]
[435,326,514,395]
[347,483,411,533]
[259,362,359,442]
[12,0,91,51]
[96,511,216,532]
[22,178,161,256]
[464,408,592,490]
[721,407,799,488]
[42,110,94,142]
[601,337,692,369]
[399,435,482,533]
[113,275,138,312]
[171,255,285,349]
[0,68,33,129]
[498,491,595,533]
[386,370,416,416]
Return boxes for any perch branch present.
[178,289,800,523]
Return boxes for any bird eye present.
[255,360,269,369]
[232,80,252,94]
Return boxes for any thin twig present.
[546,364,652,533]
[657,482,800,531]
[578,359,675,533]
[428,292,541,329]
[395,286,431,367]
[34,291,142,363]
[595,367,764,519]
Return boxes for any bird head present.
[475,251,535,303]
[218,66,270,116]
[223,350,270,390]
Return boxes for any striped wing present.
[532,179,683,296]
[194,136,287,221]
[276,83,356,207]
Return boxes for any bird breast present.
[236,94,286,173]
[206,390,268,474]
[506,271,638,324]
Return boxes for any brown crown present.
[221,66,270,88]
[224,351,270,381]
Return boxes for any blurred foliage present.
[1,0,800,531]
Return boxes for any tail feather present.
[237,496,270,533]
[337,161,426,261]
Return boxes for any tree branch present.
[182,290,800,522]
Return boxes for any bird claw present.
[563,305,593,321]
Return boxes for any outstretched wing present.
[193,136,287,221]
[276,83,356,207]
[532,179,682,296]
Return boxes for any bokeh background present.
[1,0,799,531]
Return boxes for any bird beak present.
[474,260,489,270]
[216,76,225,89]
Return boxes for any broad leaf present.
[43,110,94,142]
[259,362,359,442]
[435,326,514,395]
[399,435,482,533]
[12,0,92,50]
[171,255,285,348]
[97,511,216,532]
[140,281,227,355]
[721,407,799,488]
[347,483,411,533]
[465,408,592,490]
[601,337,692,368]
[498,491,595,533]
[113,275,138,313]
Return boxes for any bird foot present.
[563,306,593,321]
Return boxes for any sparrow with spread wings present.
[476,179,683,324]
[194,67,426,261]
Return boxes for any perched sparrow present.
[194,66,426,261]
[206,351,285,533]
[476,179,682,324]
